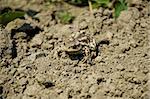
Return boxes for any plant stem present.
[88,0,93,15]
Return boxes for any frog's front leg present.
[81,46,90,63]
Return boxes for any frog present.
[59,31,98,64]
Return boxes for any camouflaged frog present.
[59,31,98,64]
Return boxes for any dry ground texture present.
[0,0,150,99]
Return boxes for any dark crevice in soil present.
[11,23,42,41]
[11,40,17,59]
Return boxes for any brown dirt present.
[0,0,150,99]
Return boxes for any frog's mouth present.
[67,50,84,61]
